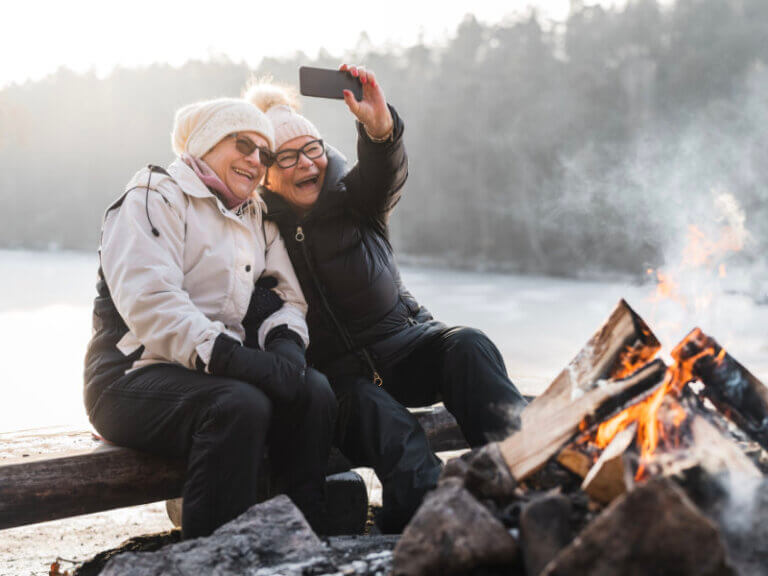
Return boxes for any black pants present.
[332,326,527,533]
[88,364,337,539]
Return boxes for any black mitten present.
[243,275,284,348]
[265,324,306,369]
[209,333,305,405]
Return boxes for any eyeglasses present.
[229,133,275,167]
[274,139,325,169]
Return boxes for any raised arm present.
[340,65,409,223]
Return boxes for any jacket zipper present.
[295,224,383,387]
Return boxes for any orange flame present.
[610,338,661,380]
[648,222,743,309]
[585,330,726,480]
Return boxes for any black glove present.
[265,324,306,369]
[209,333,305,405]
[243,275,284,348]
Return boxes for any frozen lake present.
[1,249,767,433]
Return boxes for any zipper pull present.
[373,372,383,387]
[295,226,305,242]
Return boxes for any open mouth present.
[232,167,255,180]
[295,175,319,190]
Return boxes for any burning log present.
[673,328,768,451]
[501,358,666,481]
[556,447,593,479]
[689,416,761,479]
[581,422,636,504]
[522,299,660,429]
[499,300,660,481]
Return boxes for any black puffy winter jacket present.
[261,107,444,383]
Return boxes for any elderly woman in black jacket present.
[247,66,527,532]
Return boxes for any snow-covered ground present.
[1,249,767,575]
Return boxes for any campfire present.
[392,299,768,576]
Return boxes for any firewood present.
[581,422,636,504]
[521,299,659,428]
[689,415,761,478]
[557,447,594,479]
[500,358,666,481]
[499,300,659,481]
[674,328,768,451]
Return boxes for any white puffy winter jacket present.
[99,158,308,373]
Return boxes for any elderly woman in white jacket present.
[84,97,336,539]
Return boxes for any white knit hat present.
[171,97,275,157]
[245,83,321,149]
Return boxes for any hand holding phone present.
[298,64,393,141]
[338,64,393,141]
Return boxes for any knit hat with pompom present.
[244,82,321,150]
[171,97,275,158]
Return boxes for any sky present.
[0,0,631,88]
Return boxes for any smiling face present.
[267,136,328,213]
[202,131,270,202]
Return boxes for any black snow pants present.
[331,326,527,533]
[87,363,337,539]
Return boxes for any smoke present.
[557,63,768,309]
[707,471,768,575]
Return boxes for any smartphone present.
[299,66,363,101]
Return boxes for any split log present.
[500,300,660,481]
[540,478,734,576]
[581,422,636,504]
[689,416,761,479]
[0,405,465,530]
[673,328,768,451]
[521,299,660,430]
[500,356,666,481]
[556,447,593,479]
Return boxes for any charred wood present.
[674,328,768,451]
[501,358,666,481]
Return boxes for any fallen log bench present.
[0,404,469,531]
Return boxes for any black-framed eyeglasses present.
[274,139,325,169]
[229,133,275,167]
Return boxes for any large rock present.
[100,495,326,576]
[540,478,734,576]
[684,470,768,576]
[392,478,518,576]
[520,493,574,576]
[440,443,517,504]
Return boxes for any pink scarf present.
[182,154,247,210]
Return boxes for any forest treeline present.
[1,0,767,277]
